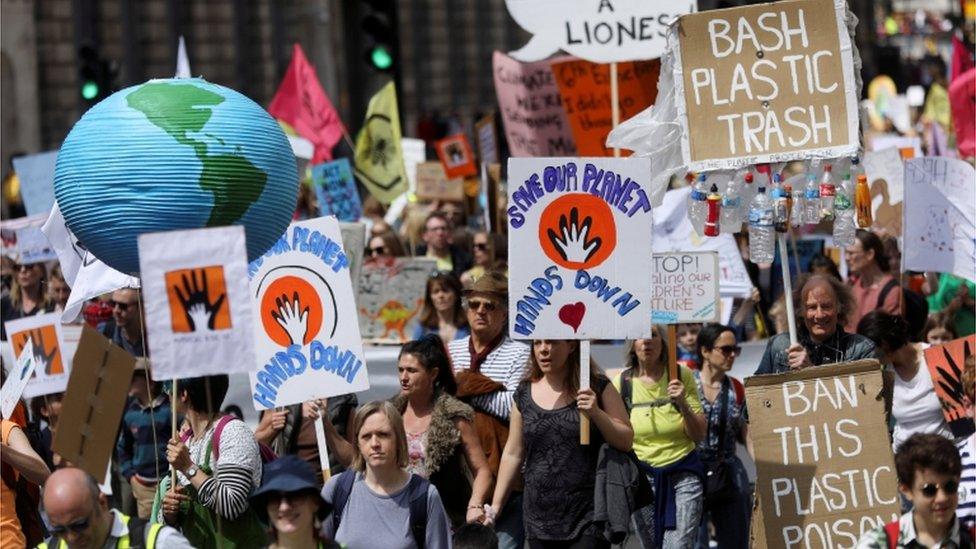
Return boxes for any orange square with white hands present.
[10,325,63,375]
[164,266,232,333]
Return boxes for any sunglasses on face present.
[714,345,742,356]
[473,243,489,251]
[366,246,386,256]
[919,480,959,498]
[49,517,90,536]
[467,299,498,312]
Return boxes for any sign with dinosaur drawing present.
[357,257,436,343]
[506,157,653,339]
[247,217,369,410]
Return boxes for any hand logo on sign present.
[272,292,310,347]
[170,268,228,332]
[28,330,57,375]
[13,328,61,375]
[935,342,972,415]
[547,207,602,263]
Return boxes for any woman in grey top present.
[321,401,452,549]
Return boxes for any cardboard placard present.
[247,217,369,410]
[401,138,427,193]
[139,226,256,380]
[493,51,577,157]
[475,114,499,165]
[674,0,859,170]
[551,58,660,156]
[0,214,57,265]
[480,163,502,233]
[52,325,136,480]
[5,314,71,399]
[357,258,435,343]
[651,251,719,324]
[415,162,464,202]
[923,335,976,439]
[746,360,900,548]
[435,134,478,179]
[507,157,653,339]
[862,147,904,236]
[311,158,363,222]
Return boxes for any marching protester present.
[100,288,146,358]
[921,313,958,346]
[446,271,531,548]
[856,434,974,548]
[925,274,976,338]
[693,324,753,549]
[460,231,504,286]
[41,467,192,548]
[46,266,70,313]
[0,261,49,340]
[857,312,954,451]
[755,274,877,375]
[615,326,707,549]
[321,401,452,548]
[1,416,50,547]
[250,455,340,549]
[30,392,63,471]
[490,339,633,548]
[418,212,472,278]
[845,230,903,332]
[413,272,470,343]
[675,324,702,371]
[161,374,267,547]
[366,230,406,261]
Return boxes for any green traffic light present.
[81,81,99,100]
[370,46,393,71]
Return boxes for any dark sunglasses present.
[920,480,959,498]
[49,518,90,536]
[366,246,386,256]
[714,345,742,356]
[473,243,489,251]
[467,299,498,312]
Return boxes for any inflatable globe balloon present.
[54,78,298,274]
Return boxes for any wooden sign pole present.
[580,341,591,445]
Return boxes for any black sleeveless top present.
[515,376,609,541]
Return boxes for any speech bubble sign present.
[506,0,696,63]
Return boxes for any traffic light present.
[78,45,113,105]
[361,0,398,73]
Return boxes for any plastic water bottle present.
[748,186,775,264]
[819,163,836,222]
[704,184,721,237]
[738,171,756,224]
[688,173,708,236]
[720,175,743,234]
[802,171,820,225]
[855,174,873,228]
[771,182,789,233]
[832,173,856,248]
[790,184,803,228]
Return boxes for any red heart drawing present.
[558,302,586,333]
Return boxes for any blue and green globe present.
[54,78,298,274]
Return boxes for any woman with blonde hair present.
[1,261,49,340]
[321,401,452,549]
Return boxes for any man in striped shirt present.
[448,270,529,549]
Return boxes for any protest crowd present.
[2,1,976,549]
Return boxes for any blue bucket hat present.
[250,455,325,521]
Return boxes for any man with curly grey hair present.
[755,274,877,375]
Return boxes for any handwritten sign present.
[247,217,368,410]
[903,158,976,283]
[1,342,36,419]
[493,51,577,157]
[311,158,362,222]
[505,0,696,63]
[674,0,860,170]
[357,258,435,343]
[507,157,653,339]
[651,252,719,324]
[746,360,900,548]
[1,214,57,264]
[139,226,255,379]
[924,336,976,439]
[5,313,69,399]
[415,162,464,202]
[435,134,477,179]
[552,58,660,156]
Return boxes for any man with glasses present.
[418,212,471,278]
[40,467,191,548]
[447,270,529,549]
[856,433,973,548]
[100,288,145,358]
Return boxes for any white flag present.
[41,203,140,323]
[175,36,191,78]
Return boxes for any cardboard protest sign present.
[1,342,36,419]
[1,214,57,264]
[674,0,860,170]
[401,138,427,193]
[507,157,653,339]
[13,151,59,216]
[551,58,660,156]
[862,147,904,235]
[247,217,369,410]
[415,162,464,202]
[435,134,477,179]
[903,158,976,283]
[53,325,135,480]
[651,252,719,324]
[923,335,976,439]
[311,158,362,222]
[139,226,255,379]
[358,258,435,343]
[746,360,900,548]
[505,0,696,63]
[475,114,499,164]
[5,314,70,399]
[493,51,577,157]
[480,163,502,233]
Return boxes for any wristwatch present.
[184,465,199,479]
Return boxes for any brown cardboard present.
[53,325,136,480]
[415,161,465,202]
[745,360,900,548]
[677,0,856,166]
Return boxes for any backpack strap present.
[329,470,357,538]
[876,279,901,310]
[620,368,634,414]
[209,415,236,463]
[407,474,430,549]
[883,519,900,549]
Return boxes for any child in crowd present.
[923,314,958,347]
[676,323,702,370]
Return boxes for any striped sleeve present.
[465,340,530,420]
[196,465,254,520]
[958,436,976,529]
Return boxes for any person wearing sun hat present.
[250,455,339,549]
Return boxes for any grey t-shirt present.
[321,472,452,549]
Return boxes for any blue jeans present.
[632,471,703,549]
[496,492,525,549]
[696,456,752,549]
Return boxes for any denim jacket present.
[754,329,877,375]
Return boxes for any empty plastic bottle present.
[720,175,743,233]
[704,184,721,237]
[802,171,820,225]
[688,173,708,236]
[819,163,836,222]
[833,173,856,248]
[748,186,775,264]
[855,174,873,228]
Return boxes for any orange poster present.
[924,335,976,439]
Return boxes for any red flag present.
[268,44,344,163]
[951,34,974,83]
